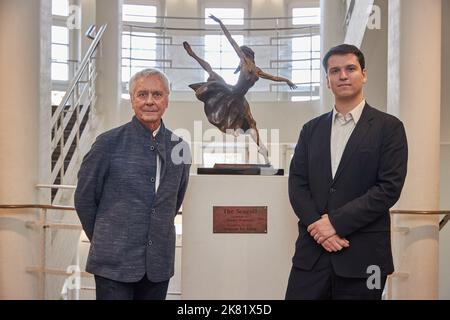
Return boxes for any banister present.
[36,184,76,190]
[0,204,75,211]
[51,24,107,129]
[85,25,96,40]
[390,210,450,231]
[390,210,450,214]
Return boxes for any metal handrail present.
[344,0,356,27]
[49,25,105,203]
[125,15,321,21]
[51,24,107,128]
[36,184,76,190]
[390,210,450,214]
[0,204,75,211]
[390,210,450,231]
[50,85,91,152]
[0,204,77,299]
[1,203,182,299]
[85,25,96,40]
[1,203,446,299]
[123,24,319,32]
[385,209,449,299]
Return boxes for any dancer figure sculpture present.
[183,14,297,164]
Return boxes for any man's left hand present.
[307,214,337,244]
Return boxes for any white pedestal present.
[181,175,298,299]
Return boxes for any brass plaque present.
[213,206,267,233]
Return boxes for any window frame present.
[200,1,248,85]
[51,0,80,101]
[121,0,162,99]
[288,0,321,102]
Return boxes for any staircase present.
[49,24,107,203]
[36,25,107,300]
[51,104,91,201]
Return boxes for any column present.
[387,0,442,299]
[81,0,97,56]
[0,0,50,299]
[319,0,347,115]
[439,0,450,300]
[95,0,123,132]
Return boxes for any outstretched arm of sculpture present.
[209,14,246,61]
[256,68,298,89]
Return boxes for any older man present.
[75,68,191,300]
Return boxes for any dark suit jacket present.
[74,117,191,282]
[288,103,408,278]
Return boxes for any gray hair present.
[128,68,171,96]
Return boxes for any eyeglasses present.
[134,90,167,101]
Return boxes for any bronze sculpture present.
[183,14,297,164]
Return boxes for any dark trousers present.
[94,274,170,300]
[285,253,387,300]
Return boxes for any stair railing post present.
[59,111,65,183]
[38,208,47,299]
[75,78,81,153]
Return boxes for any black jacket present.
[288,104,408,277]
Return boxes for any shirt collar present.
[333,99,366,124]
[132,116,166,141]
[152,124,161,138]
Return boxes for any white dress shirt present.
[330,100,366,178]
[152,125,161,192]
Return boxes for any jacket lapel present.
[321,112,333,185]
[332,103,374,185]
[156,122,167,185]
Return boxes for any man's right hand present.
[307,214,336,244]
[321,235,350,252]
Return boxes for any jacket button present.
[151,177,155,183]
[150,146,155,151]
[151,208,156,214]
[148,240,153,246]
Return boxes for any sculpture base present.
[182,175,298,299]
[197,163,284,176]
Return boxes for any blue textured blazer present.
[74,116,191,282]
